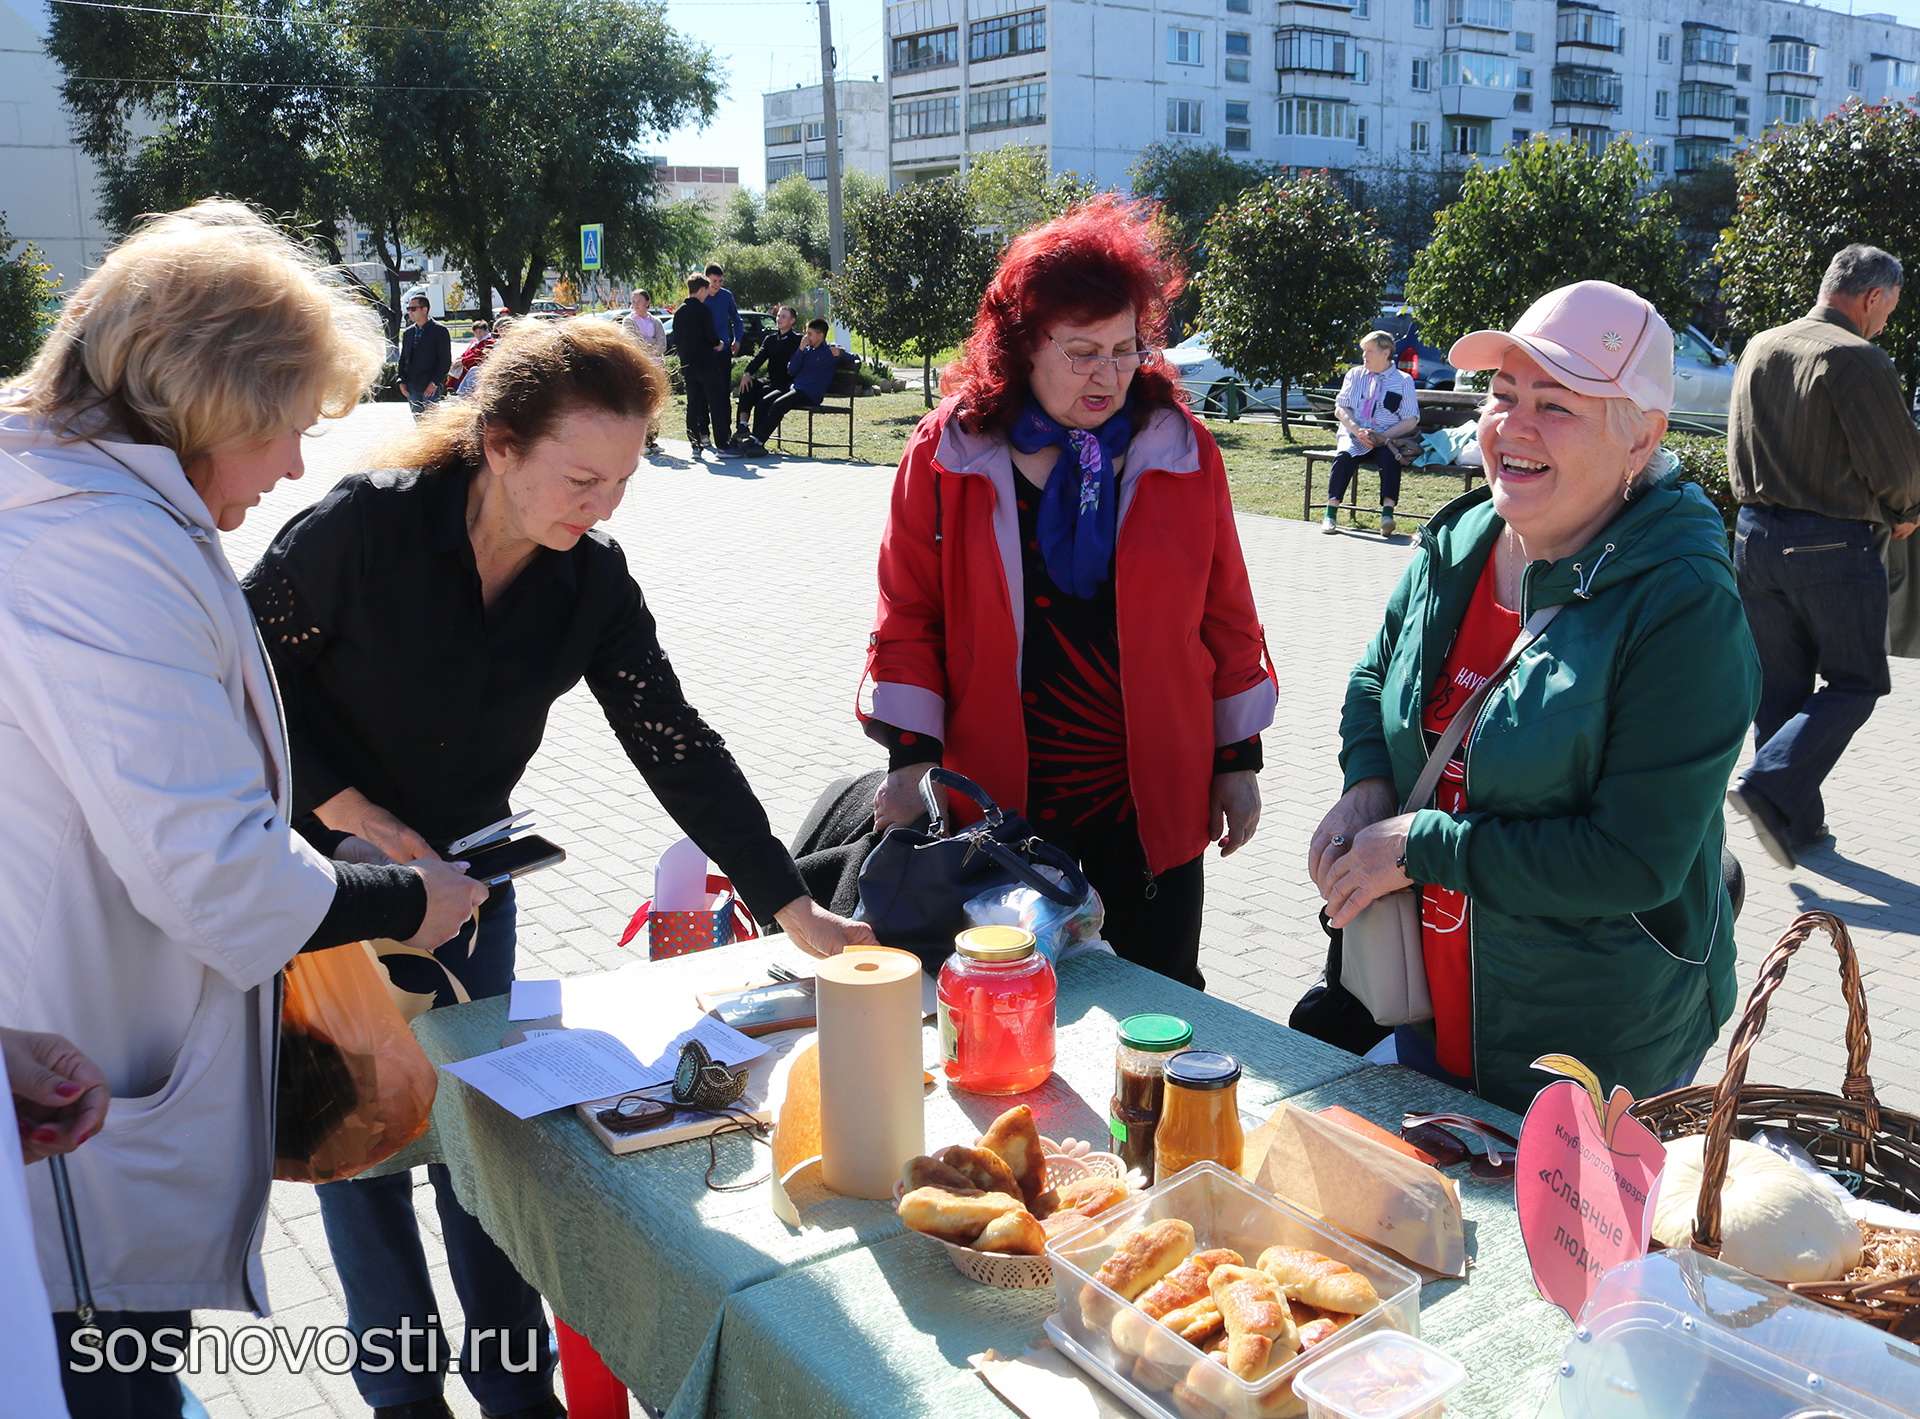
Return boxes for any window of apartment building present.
[1409,120,1431,153]
[1169,27,1203,65]
[970,81,1047,132]
[1225,99,1251,151]
[1766,92,1814,126]
[1225,31,1251,82]
[1733,118,1748,136]
[1734,95,1749,115]
[1356,115,1369,147]
[1414,0,1433,27]
[804,154,828,180]
[1515,30,1533,52]
[1654,89,1669,118]
[1736,62,1752,81]
[1513,127,1532,145]
[1354,48,1370,83]
[766,157,803,183]
[803,120,842,141]
[1657,34,1671,63]
[1448,121,1486,155]
[1279,97,1356,139]
[1440,51,1516,87]
[1227,0,1250,12]
[891,94,960,140]
[1848,61,1863,90]
[1679,83,1735,119]
[1649,143,1667,173]
[1168,98,1205,135]
[1277,27,1354,76]
[1353,0,1371,17]
[1572,123,1609,157]
[766,123,804,146]
[1410,57,1432,90]
[1517,66,1532,88]
[892,27,958,74]
[969,9,1046,63]
[1445,0,1512,29]
[1767,39,1816,76]
[1514,92,1532,111]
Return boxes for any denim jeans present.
[315,886,556,1411]
[1733,505,1892,843]
[1326,443,1403,507]
[404,385,443,416]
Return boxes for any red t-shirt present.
[1419,557,1519,1079]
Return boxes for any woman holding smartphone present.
[244,316,871,1419]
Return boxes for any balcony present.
[1440,48,1518,117]
[1556,4,1620,53]
[1676,136,1732,175]
[1277,27,1360,78]
[1552,63,1621,110]
[1678,82,1735,120]
[1681,26,1736,68]
[1445,0,1512,30]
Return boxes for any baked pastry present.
[1651,1134,1861,1284]
[1053,1174,1130,1219]
[974,1208,1047,1256]
[898,1186,1024,1246]
[935,1143,1022,1199]
[1209,1264,1299,1380]
[979,1104,1048,1207]
[1297,1317,1341,1349]
[1137,1248,1245,1319]
[1095,1218,1197,1301]
[1257,1245,1381,1316]
[1041,1207,1094,1240]
[1159,1297,1225,1348]
[900,1154,976,1193]
[1180,1354,1307,1419]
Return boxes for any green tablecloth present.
[380,940,1366,1415]
[708,1065,1567,1419]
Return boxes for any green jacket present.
[1339,479,1760,1113]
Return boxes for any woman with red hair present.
[860,198,1276,986]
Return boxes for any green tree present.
[0,215,63,376]
[720,188,764,245]
[1128,142,1273,335]
[1665,164,1738,335]
[1405,135,1692,350]
[831,179,998,407]
[1716,100,1920,384]
[1351,162,1462,289]
[709,238,813,310]
[1197,174,1389,440]
[965,145,1098,238]
[637,200,717,301]
[763,174,830,270]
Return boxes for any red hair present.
[942,195,1187,433]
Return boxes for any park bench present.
[1301,391,1484,527]
[773,370,858,459]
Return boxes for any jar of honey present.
[1154,1050,1244,1180]
[1108,1013,1193,1184]
[936,926,1056,1095]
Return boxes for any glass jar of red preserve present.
[1107,1013,1194,1183]
[937,926,1056,1095]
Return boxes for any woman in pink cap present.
[1306,281,1761,1111]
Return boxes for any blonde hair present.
[1362,330,1397,354]
[375,316,667,476]
[7,200,384,461]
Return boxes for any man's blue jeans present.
[315,887,556,1411]
[404,385,442,416]
[1733,505,1892,844]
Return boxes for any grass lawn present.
[801,388,1480,532]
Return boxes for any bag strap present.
[922,765,1003,836]
[1400,604,1562,813]
[965,831,1091,906]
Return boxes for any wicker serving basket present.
[1630,910,1920,1338]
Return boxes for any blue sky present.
[658,0,1920,189]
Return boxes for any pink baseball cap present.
[1448,280,1674,413]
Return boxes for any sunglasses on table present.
[1400,1111,1519,1182]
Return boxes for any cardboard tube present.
[816,947,925,1199]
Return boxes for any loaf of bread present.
[900,1154,976,1193]
[935,1143,1022,1199]
[1256,1245,1380,1316]
[1209,1264,1299,1381]
[898,1186,1025,1246]
[979,1105,1048,1207]
[974,1208,1047,1256]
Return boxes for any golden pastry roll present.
[1080,1217,1195,1329]
[973,1208,1047,1255]
[898,1186,1024,1246]
[900,1154,976,1193]
[978,1104,1049,1207]
[936,1143,1022,1198]
[1160,1297,1225,1348]
[1053,1174,1130,1219]
[1297,1317,1341,1350]
[1209,1264,1299,1381]
[1138,1248,1245,1319]
[1256,1245,1381,1316]
[1184,1354,1308,1419]
[1041,1207,1095,1242]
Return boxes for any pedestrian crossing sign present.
[580,223,604,271]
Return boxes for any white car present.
[1164,332,1314,416]
[1672,325,1737,431]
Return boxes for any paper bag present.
[1245,1102,1465,1278]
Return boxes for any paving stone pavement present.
[199,403,1918,1418]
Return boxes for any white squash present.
[1651,1135,1861,1284]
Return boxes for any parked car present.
[1163,332,1315,417]
[1671,325,1737,431]
[1375,307,1458,391]
[663,308,771,359]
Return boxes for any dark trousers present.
[683,362,732,446]
[1733,505,1892,843]
[55,1309,190,1419]
[1326,444,1403,507]
[315,888,556,1411]
[752,388,821,445]
[1046,815,1205,990]
[736,376,786,430]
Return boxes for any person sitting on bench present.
[1326,330,1420,537]
[745,318,838,450]
[735,305,802,444]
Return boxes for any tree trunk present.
[1280,378,1293,442]
[922,348,934,409]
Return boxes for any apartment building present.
[2,0,112,290]
[764,80,891,190]
[651,159,743,212]
[882,0,1920,189]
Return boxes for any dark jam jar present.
[1107,1013,1194,1183]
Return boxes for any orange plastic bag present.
[274,941,440,1184]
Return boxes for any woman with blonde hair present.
[0,200,488,1417]
[245,315,873,1418]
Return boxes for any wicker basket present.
[1630,910,1920,1339]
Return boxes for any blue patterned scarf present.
[1008,400,1133,599]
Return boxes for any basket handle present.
[1691,910,1880,1255]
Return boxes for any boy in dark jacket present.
[674,275,731,455]
[743,319,838,450]
[735,305,802,442]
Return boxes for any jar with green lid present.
[1107,1012,1193,1182]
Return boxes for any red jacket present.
[862,398,1275,875]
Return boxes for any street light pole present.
[817,0,846,273]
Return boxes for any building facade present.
[883,0,1920,189]
[651,159,744,212]
[764,80,890,190]
[2,0,113,292]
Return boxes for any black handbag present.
[855,767,1090,972]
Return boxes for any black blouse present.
[244,465,808,921]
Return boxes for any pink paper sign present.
[1515,1055,1667,1321]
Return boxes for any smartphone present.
[705,979,818,1037]
[461,834,566,885]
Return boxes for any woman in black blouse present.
[245,317,869,1419]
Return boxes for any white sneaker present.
[1379,506,1397,537]
[1321,507,1339,534]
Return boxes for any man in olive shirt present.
[1726,244,1920,868]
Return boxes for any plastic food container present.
[1292,1333,1465,1419]
[1559,1249,1920,1419]
[1045,1161,1422,1419]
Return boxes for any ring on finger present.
[1330,834,1348,848]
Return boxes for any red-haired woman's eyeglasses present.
[1050,337,1160,377]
